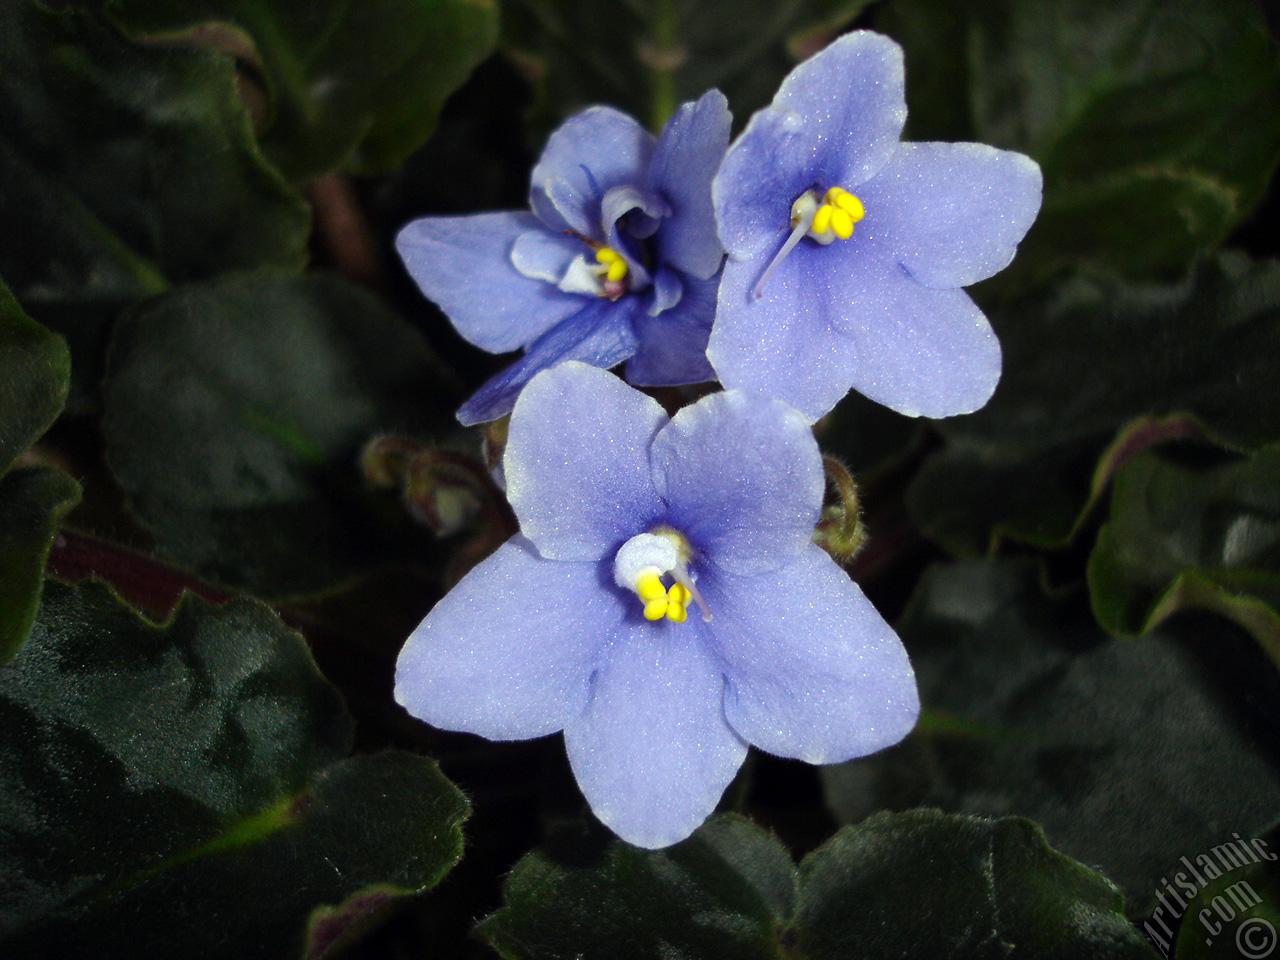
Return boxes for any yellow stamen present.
[636,570,666,603]
[810,204,833,236]
[665,599,688,622]
[830,207,854,239]
[643,597,668,620]
[594,246,629,283]
[668,582,690,605]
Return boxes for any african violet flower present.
[395,361,918,848]
[397,92,730,425]
[708,31,1043,422]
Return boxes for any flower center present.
[593,245,630,300]
[753,185,865,299]
[612,526,711,623]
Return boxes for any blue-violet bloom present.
[395,361,919,848]
[397,92,731,425]
[708,31,1043,423]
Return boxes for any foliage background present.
[2,0,1279,956]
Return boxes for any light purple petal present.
[705,544,919,763]
[397,212,581,353]
[646,264,684,317]
[709,235,1002,420]
[511,229,589,285]
[652,390,822,576]
[772,30,907,188]
[564,617,747,848]
[456,298,642,426]
[858,142,1043,288]
[394,536,611,740]
[529,106,655,238]
[602,185,664,287]
[626,271,717,386]
[647,89,732,279]
[505,361,667,560]
[712,107,820,260]
[708,245,864,422]
[823,238,1002,417]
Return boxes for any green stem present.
[647,0,679,131]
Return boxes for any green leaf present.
[0,466,81,664]
[0,0,309,409]
[795,810,1156,959]
[0,579,468,957]
[1088,444,1280,666]
[481,815,796,960]
[502,0,875,135]
[102,268,460,600]
[908,254,1280,556]
[0,278,70,477]
[108,0,499,181]
[877,0,1280,281]
[481,811,1156,959]
[822,560,1280,910]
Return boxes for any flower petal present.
[652,390,822,576]
[397,212,581,353]
[712,106,819,260]
[647,89,732,279]
[529,106,655,238]
[626,270,717,387]
[772,30,906,188]
[823,238,1002,417]
[505,361,667,560]
[511,228,588,284]
[708,236,1002,420]
[858,142,1043,288]
[564,617,747,848]
[705,544,919,763]
[708,246,864,422]
[456,297,642,426]
[394,536,612,740]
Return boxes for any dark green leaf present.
[102,268,460,600]
[1088,444,1280,665]
[878,0,1280,281]
[108,0,499,181]
[823,560,1280,909]
[480,815,796,960]
[0,579,468,958]
[0,0,309,409]
[482,810,1155,959]
[796,810,1156,960]
[503,0,875,135]
[0,466,80,664]
[0,278,69,476]
[908,254,1280,555]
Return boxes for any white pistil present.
[753,191,819,300]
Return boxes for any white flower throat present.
[613,526,711,623]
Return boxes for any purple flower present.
[394,361,918,848]
[708,31,1043,423]
[397,92,731,425]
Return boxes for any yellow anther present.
[665,601,688,623]
[605,258,628,283]
[643,597,669,620]
[830,208,854,239]
[668,582,690,605]
[834,192,865,220]
[811,204,833,236]
[636,570,667,603]
[595,247,620,264]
